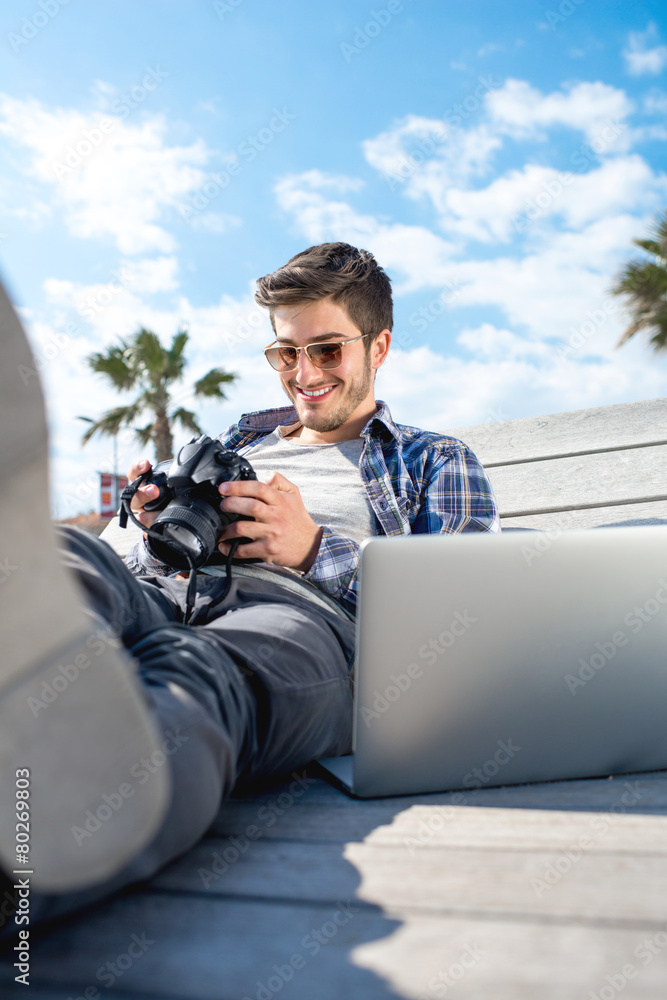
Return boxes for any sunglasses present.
[264,333,369,372]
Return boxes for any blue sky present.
[1,0,666,517]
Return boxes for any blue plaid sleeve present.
[412,444,500,536]
[304,528,361,615]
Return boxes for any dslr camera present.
[119,434,257,571]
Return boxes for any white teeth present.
[301,387,333,397]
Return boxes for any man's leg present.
[1,550,354,936]
[0,279,171,893]
[0,527,264,935]
[195,575,356,784]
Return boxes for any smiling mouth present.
[295,385,337,400]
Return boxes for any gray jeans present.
[6,526,355,932]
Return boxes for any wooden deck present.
[2,396,667,997]
[2,769,667,998]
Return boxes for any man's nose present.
[295,348,321,383]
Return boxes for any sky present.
[1,0,666,519]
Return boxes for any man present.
[0,243,498,934]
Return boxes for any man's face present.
[272,298,386,437]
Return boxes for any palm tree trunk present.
[153,410,174,463]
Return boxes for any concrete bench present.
[4,396,667,1000]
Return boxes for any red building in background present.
[99,472,128,519]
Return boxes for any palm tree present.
[612,211,667,352]
[79,327,237,462]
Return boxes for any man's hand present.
[126,459,161,531]
[217,472,323,573]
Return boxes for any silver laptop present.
[318,526,667,798]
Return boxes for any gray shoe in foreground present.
[0,279,170,893]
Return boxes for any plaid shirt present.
[126,400,499,616]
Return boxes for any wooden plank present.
[4,893,667,1000]
[451,397,667,466]
[207,771,667,843]
[0,894,406,1000]
[151,819,667,922]
[501,500,667,530]
[202,772,667,850]
[485,444,667,517]
[350,912,667,1000]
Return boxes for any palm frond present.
[171,407,202,436]
[193,367,237,399]
[134,422,155,447]
[86,343,136,391]
[132,328,168,377]
[79,403,143,445]
[612,211,667,352]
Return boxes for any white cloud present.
[623,23,667,76]
[486,79,634,144]
[275,170,458,292]
[363,115,501,198]
[0,93,212,254]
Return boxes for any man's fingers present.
[127,458,151,481]
[219,493,268,520]
[130,483,160,512]
[218,477,289,503]
[218,519,261,544]
[217,535,263,560]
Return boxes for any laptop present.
[317,526,667,798]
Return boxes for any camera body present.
[120,434,257,570]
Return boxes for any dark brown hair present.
[255,242,393,343]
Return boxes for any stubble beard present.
[284,355,374,433]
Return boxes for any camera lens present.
[147,497,222,570]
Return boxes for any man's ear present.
[371,330,391,370]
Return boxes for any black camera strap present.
[182,537,241,626]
